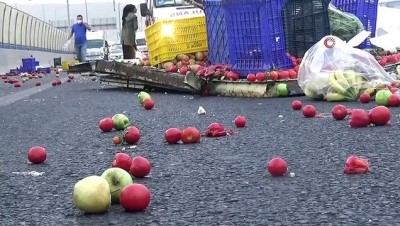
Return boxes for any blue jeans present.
[75,43,87,62]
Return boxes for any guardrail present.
[0,2,74,54]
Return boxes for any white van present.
[86,31,106,61]
[136,31,148,59]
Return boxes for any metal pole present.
[85,0,89,22]
[66,0,71,27]
[118,2,121,30]
[42,5,46,21]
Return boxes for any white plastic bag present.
[298,35,395,101]
[63,39,72,50]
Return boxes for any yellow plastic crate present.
[145,16,208,66]
[61,60,79,70]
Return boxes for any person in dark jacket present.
[121,4,138,59]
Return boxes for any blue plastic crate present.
[265,0,292,69]
[203,0,230,65]
[222,0,290,76]
[331,0,378,48]
[22,58,36,73]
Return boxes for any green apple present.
[112,113,130,130]
[276,83,289,97]
[73,175,111,214]
[138,91,151,105]
[375,89,392,106]
[101,168,133,204]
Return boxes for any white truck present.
[139,0,204,27]
[86,30,107,62]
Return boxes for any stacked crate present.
[331,0,378,48]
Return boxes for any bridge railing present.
[0,2,74,54]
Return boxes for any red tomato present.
[302,105,316,118]
[143,98,154,110]
[181,127,201,144]
[331,104,347,120]
[112,136,122,145]
[267,157,287,176]
[291,100,302,110]
[288,70,297,79]
[165,128,182,144]
[269,71,279,80]
[99,117,114,132]
[278,71,289,80]
[255,72,266,82]
[120,183,151,212]
[247,73,256,82]
[123,126,141,144]
[28,146,47,164]
[234,116,246,127]
[129,156,151,178]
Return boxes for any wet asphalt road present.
[1,73,400,225]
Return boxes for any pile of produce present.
[298,35,397,102]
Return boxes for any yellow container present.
[61,60,79,71]
[145,16,208,66]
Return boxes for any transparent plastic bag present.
[298,35,395,101]
[328,4,365,42]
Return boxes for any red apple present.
[181,127,201,144]
[267,157,287,177]
[99,117,114,132]
[255,72,266,82]
[112,153,132,172]
[388,94,400,107]
[359,93,370,103]
[164,128,181,144]
[129,156,151,178]
[349,109,370,128]
[28,146,47,164]
[234,115,246,127]
[331,104,347,120]
[143,98,154,110]
[67,79,72,83]
[120,183,151,212]
[302,105,316,118]
[68,74,74,79]
[123,126,141,144]
[390,87,399,93]
[369,106,390,126]
[291,100,302,110]
[14,82,21,87]
[270,71,279,80]
[35,81,41,86]
[52,81,57,86]
[56,80,61,85]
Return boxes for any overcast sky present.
[1,0,145,23]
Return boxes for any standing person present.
[103,41,110,60]
[121,4,138,59]
[68,15,92,62]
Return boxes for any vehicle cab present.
[140,0,204,27]
[86,31,107,62]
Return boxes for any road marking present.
[0,75,80,107]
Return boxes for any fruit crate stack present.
[203,0,229,65]
[145,16,208,66]
[221,0,291,77]
[331,0,378,49]
[282,0,331,58]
